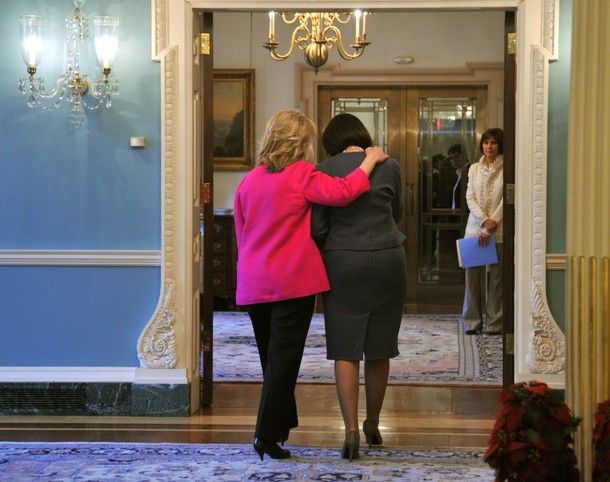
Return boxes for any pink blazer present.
[234,160,371,305]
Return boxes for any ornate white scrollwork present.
[525,46,565,375]
[152,0,169,59]
[137,283,177,368]
[527,283,566,374]
[137,40,179,369]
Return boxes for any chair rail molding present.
[148,0,564,394]
[0,250,161,266]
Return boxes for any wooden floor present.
[0,382,500,449]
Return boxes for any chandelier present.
[263,11,370,71]
[18,0,119,128]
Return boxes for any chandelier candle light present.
[263,11,370,72]
[18,0,119,128]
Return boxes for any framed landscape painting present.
[212,69,255,170]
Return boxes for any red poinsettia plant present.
[594,399,610,481]
[485,380,580,482]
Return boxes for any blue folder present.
[456,235,499,268]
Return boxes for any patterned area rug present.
[214,312,502,385]
[0,442,495,481]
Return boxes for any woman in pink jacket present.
[234,110,387,461]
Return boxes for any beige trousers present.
[461,243,503,333]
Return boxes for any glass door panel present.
[331,97,388,151]
[418,97,477,285]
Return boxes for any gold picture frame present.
[212,69,255,170]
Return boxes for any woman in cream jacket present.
[462,128,504,335]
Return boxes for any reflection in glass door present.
[418,98,477,286]
[330,97,388,151]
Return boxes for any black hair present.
[321,113,373,156]
[448,144,463,156]
[479,128,504,154]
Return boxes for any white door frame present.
[138,0,566,411]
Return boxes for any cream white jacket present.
[464,155,504,243]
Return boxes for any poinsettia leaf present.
[547,389,564,404]
[528,381,551,397]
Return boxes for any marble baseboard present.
[0,382,190,416]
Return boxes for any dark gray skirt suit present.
[312,153,406,361]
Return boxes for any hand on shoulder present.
[365,146,389,164]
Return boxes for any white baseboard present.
[0,367,187,384]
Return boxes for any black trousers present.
[246,295,315,442]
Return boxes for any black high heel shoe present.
[341,430,360,461]
[363,419,383,447]
[253,438,291,461]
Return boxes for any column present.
[566,1,610,480]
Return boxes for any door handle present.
[405,183,415,216]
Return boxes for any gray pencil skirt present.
[321,245,407,361]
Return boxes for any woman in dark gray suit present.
[312,113,406,460]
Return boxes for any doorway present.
[150,0,563,413]
[318,85,487,313]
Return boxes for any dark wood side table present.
[212,212,237,310]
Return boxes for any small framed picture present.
[212,69,255,170]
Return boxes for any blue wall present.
[546,0,572,331]
[0,0,161,366]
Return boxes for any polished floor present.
[0,382,500,449]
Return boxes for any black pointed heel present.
[341,430,360,461]
[363,419,383,447]
[253,438,291,461]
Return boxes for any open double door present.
[196,11,516,406]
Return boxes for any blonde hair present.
[257,110,316,172]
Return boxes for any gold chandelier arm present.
[267,24,308,61]
[327,12,353,25]
[326,25,366,61]
[281,12,306,25]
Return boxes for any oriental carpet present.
[0,442,495,481]
[213,312,502,385]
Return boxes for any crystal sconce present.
[18,0,119,128]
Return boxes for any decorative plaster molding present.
[527,283,566,374]
[157,0,563,388]
[137,282,177,368]
[137,43,179,369]
[543,0,558,58]
[152,0,169,59]
[526,47,566,374]
[0,250,161,266]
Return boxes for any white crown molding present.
[0,367,187,384]
[0,250,161,266]
[186,0,520,9]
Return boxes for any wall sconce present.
[263,11,370,72]
[18,0,119,128]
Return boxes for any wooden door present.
[195,11,215,407]
[502,10,516,386]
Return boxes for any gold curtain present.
[566,1,610,480]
